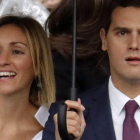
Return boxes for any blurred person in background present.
[46,0,110,100]
[38,0,62,10]
[0,0,50,27]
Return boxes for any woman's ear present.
[34,67,39,77]
[100,28,107,51]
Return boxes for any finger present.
[53,114,62,140]
[67,105,71,111]
[67,125,81,139]
[78,98,81,104]
[67,111,81,125]
[54,111,81,127]
[65,100,85,111]
[77,109,86,134]
[53,114,58,127]
[67,118,81,131]
[54,113,81,140]
[77,99,86,136]
[54,112,82,130]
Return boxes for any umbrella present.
[57,0,77,139]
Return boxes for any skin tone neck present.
[0,87,42,140]
[111,73,140,99]
[0,86,35,122]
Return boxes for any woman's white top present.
[32,104,49,140]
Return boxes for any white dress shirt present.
[32,104,49,140]
[109,77,140,140]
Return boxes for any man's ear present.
[100,28,107,51]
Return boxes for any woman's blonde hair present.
[0,15,55,107]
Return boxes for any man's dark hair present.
[118,0,140,7]
[104,0,140,34]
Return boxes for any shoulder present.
[32,105,49,140]
[79,81,108,98]
[34,104,49,127]
[42,101,64,140]
[79,81,109,107]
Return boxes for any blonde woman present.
[0,15,55,140]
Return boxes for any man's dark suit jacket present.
[42,82,117,140]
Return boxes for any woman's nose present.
[0,51,10,66]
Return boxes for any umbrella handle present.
[58,104,75,140]
[58,88,77,140]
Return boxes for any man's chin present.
[124,76,140,85]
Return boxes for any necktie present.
[123,100,140,140]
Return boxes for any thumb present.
[53,114,61,140]
[77,99,86,136]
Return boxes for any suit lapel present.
[88,82,116,140]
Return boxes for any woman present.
[0,15,55,139]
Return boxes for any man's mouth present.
[126,57,140,61]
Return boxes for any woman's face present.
[39,0,62,9]
[0,24,36,95]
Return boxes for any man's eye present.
[118,31,127,36]
[13,50,24,54]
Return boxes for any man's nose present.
[128,35,140,51]
[0,51,10,66]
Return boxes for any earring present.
[37,81,43,89]
[36,76,43,89]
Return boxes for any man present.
[42,0,140,139]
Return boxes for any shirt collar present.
[134,96,140,107]
[109,77,130,116]
[109,76,140,116]
[34,104,49,127]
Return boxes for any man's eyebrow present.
[10,42,27,47]
[113,27,131,32]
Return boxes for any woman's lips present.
[0,71,17,81]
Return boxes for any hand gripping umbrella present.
[57,0,77,139]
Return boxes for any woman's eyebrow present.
[10,42,28,47]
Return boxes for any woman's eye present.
[13,50,24,54]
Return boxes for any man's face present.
[100,6,140,84]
